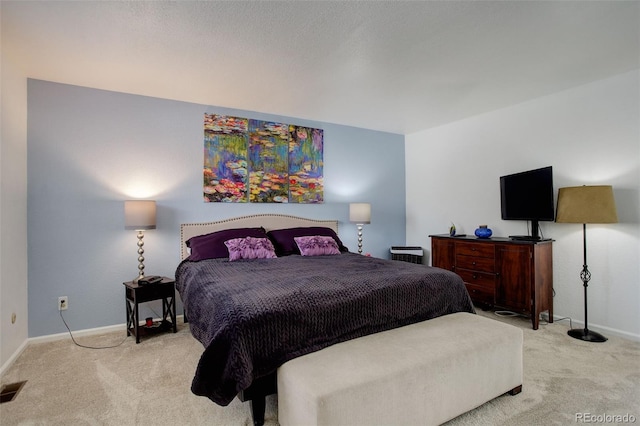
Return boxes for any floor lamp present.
[349,203,371,254]
[125,200,157,283]
[556,185,617,342]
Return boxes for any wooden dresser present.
[430,234,553,329]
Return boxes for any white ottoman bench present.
[277,312,523,426]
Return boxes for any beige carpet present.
[1,311,639,425]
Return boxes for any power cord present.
[525,221,546,240]
[494,309,574,329]
[59,310,128,349]
[147,306,162,321]
[494,310,526,318]
[542,289,574,327]
[548,316,574,329]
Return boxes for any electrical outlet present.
[58,296,68,311]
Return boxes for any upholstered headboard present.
[180,214,339,260]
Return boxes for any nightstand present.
[123,277,177,343]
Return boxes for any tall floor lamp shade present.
[349,203,371,254]
[556,185,617,342]
[124,200,157,283]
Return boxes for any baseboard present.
[547,313,640,342]
[1,315,185,377]
[30,314,186,344]
[28,323,127,344]
[0,339,29,378]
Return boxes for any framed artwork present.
[204,114,323,203]
[248,120,290,203]
[288,125,323,204]
[203,114,249,203]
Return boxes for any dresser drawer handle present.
[472,261,476,265]
[472,274,478,280]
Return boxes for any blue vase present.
[475,225,492,239]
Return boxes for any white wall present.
[0,47,29,370]
[406,70,640,340]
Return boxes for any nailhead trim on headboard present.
[180,214,339,260]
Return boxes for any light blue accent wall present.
[27,80,406,337]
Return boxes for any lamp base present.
[568,328,607,342]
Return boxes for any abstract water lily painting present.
[203,114,323,203]
[288,125,323,203]
[248,119,290,203]
[203,114,249,202]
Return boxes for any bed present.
[175,214,475,425]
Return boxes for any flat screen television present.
[500,166,554,241]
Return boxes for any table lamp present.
[124,200,157,283]
[349,203,371,254]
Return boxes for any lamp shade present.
[556,186,617,224]
[349,203,371,224]
[124,200,157,230]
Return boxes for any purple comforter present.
[175,252,474,405]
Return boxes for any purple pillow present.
[295,235,341,256]
[267,227,348,256]
[186,227,267,261]
[224,237,277,261]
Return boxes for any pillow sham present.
[186,227,268,261]
[224,237,277,261]
[267,226,348,256]
[294,235,341,256]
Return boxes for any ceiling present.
[2,1,638,135]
